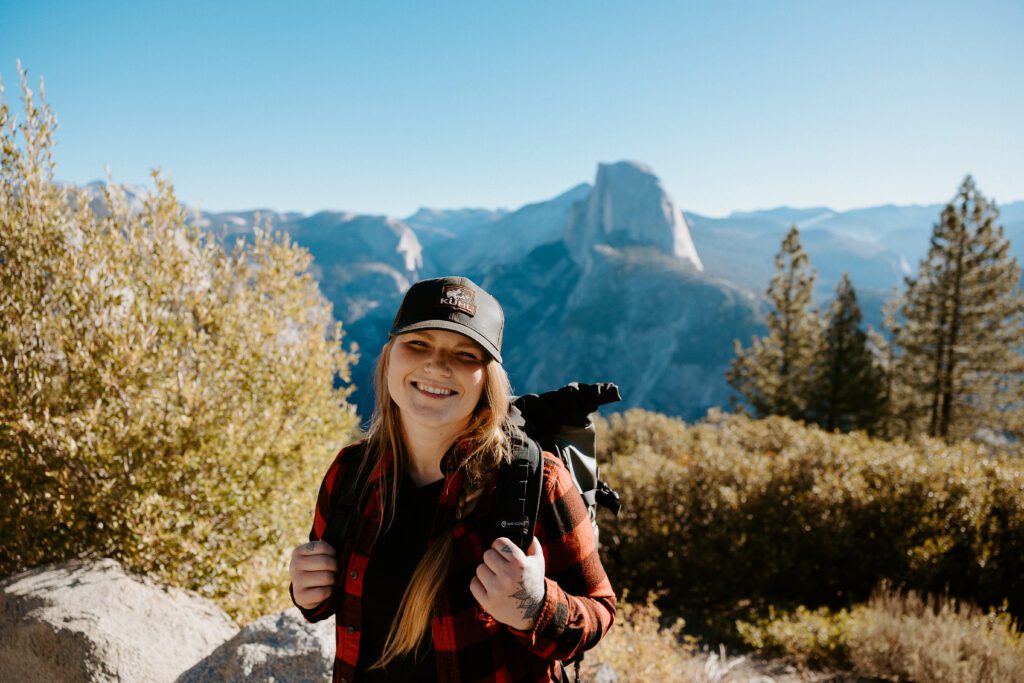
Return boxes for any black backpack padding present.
[490,429,544,553]
[509,382,623,545]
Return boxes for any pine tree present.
[806,273,885,433]
[896,176,1024,443]
[728,226,822,420]
[869,288,919,440]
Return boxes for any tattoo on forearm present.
[510,581,542,621]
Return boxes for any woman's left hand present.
[470,535,546,630]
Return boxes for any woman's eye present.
[457,352,482,362]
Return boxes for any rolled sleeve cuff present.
[289,581,334,623]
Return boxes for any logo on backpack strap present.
[439,284,477,316]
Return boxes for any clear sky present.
[2,1,1022,218]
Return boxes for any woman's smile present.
[412,381,457,397]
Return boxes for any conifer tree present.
[728,226,822,420]
[869,289,919,440]
[896,176,1024,442]
[806,273,885,433]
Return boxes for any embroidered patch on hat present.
[438,284,477,316]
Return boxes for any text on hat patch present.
[439,284,477,316]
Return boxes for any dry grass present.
[581,594,781,683]
[736,583,1024,682]
[847,586,1024,683]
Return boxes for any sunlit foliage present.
[599,408,1024,620]
[0,66,359,621]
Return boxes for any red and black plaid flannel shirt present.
[290,441,617,683]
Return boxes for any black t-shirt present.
[355,475,444,682]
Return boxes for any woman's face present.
[387,328,488,437]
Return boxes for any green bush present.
[0,68,359,621]
[598,409,1024,619]
[735,604,852,669]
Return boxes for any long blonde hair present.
[364,336,513,669]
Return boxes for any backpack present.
[493,382,622,683]
[492,382,623,552]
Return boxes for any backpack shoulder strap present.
[321,441,371,553]
[492,429,544,553]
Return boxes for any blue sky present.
[2,1,1022,218]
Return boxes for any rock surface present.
[483,241,764,420]
[441,182,592,274]
[0,559,238,683]
[565,161,704,272]
[178,609,334,683]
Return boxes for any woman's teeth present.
[416,382,454,396]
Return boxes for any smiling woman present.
[287,276,616,683]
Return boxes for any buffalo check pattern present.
[290,441,617,683]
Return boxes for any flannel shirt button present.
[350,570,359,580]
[347,626,355,634]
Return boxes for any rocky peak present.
[565,161,703,271]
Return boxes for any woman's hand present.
[470,536,546,630]
[289,540,338,610]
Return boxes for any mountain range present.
[81,165,1024,422]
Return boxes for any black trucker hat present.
[390,276,504,363]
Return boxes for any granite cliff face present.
[409,183,592,276]
[480,242,762,419]
[289,212,422,324]
[453,162,760,420]
[565,162,703,272]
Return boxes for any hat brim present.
[390,320,503,364]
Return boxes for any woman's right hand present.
[289,540,338,610]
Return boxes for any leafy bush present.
[0,67,358,621]
[598,408,1024,618]
[735,605,851,669]
[736,585,1024,682]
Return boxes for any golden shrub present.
[0,67,358,621]
[736,585,1024,682]
[599,408,1024,619]
[847,586,1024,683]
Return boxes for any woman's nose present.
[425,349,452,374]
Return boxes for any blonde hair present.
[364,335,513,669]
